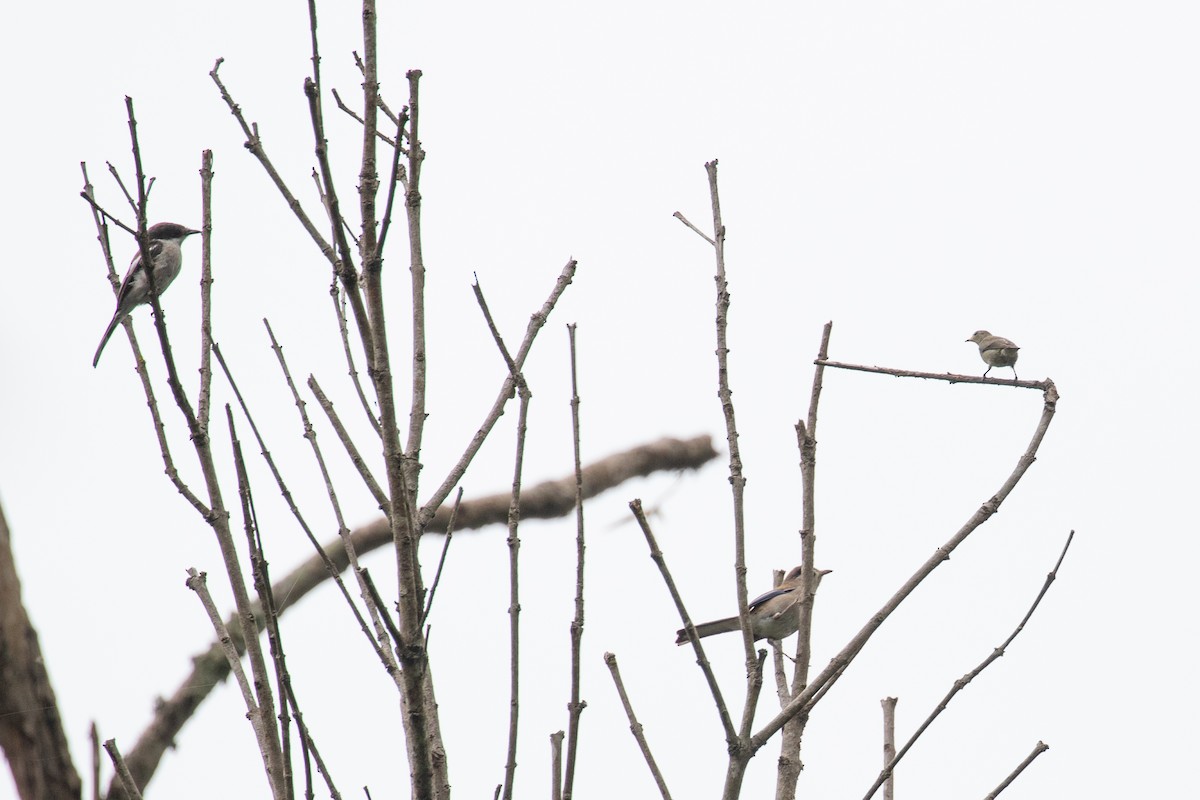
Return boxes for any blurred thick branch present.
[106,434,716,796]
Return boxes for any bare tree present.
[0,2,1074,799]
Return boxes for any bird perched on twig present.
[966,330,1020,380]
[93,222,200,367]
[675,566,832,645]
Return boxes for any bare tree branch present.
[816,360,1050,391]
[561,324,588,800]
[751,382,1061,750]
[603,653,674,800]
[861,531,1075,800]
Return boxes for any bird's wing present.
[114,240,164,306]
[983,336,1019,351]
[748,585,795,611]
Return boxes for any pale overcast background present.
[2,2,1197,798]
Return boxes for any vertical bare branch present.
[603,653,674,800]
[501,383,532,800]
[196,151,216,432]
[550,732,565,800]
[881,698,897,800]
[701,161,756,681]
[793,321,833,692]
[402,69,428,468]
[777,323,834,800]
[90,723,100,800]
[561,324,587,800]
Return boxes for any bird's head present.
[147,222,201,242]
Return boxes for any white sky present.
[2,1,1197,798]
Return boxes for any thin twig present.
[351,51,404,128]
[102,740,143,800]
[185,569,280,793]
[630,499,736,744]
[225,406,293,800]
[375,106,410,255]
[672,210,715,245]
[421,487,463,626]
[209,60,334,263]
[982,741,1050,799]
[472,276,519,373]
[331,283,382,435]
[603,653,674,800]
[330,87,398,147]
[861,530,1075,800]
[361,568,404,652]
[816,359,1050,390]
[79,187,137,237]
[308,374,389,511]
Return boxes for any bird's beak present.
[187,228,201,236]
[818,569,833,576]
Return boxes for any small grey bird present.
[93,222,200,367]
[675,566,832,645]
[966,330,1020,380]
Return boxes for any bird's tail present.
[675,616,741,645]
[92,313,124,368]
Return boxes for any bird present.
[93,222,200,367]
[966,330,1020,380]
[675,566,832,645]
